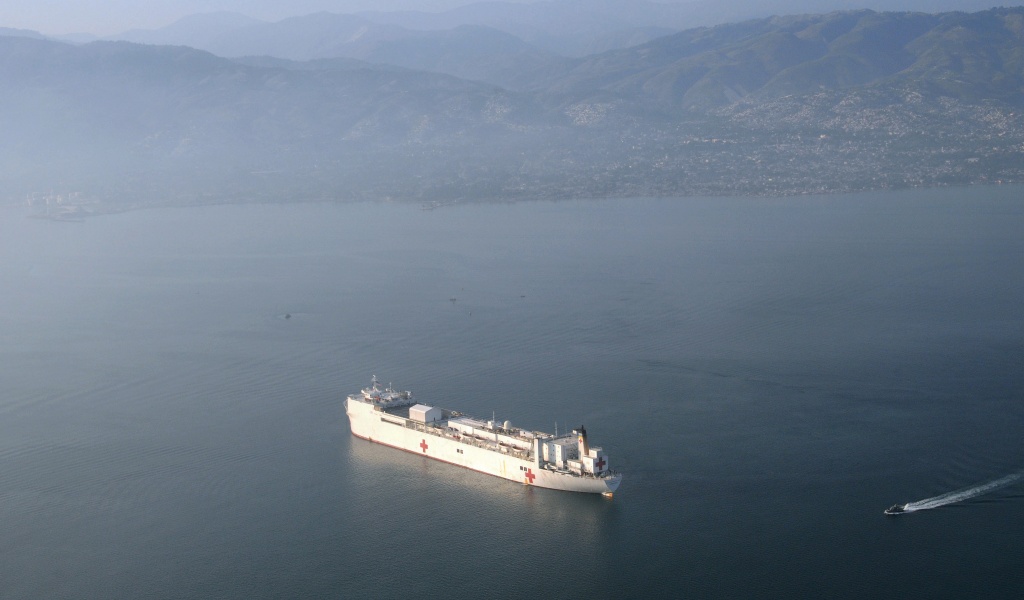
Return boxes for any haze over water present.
[2,187,1023,598]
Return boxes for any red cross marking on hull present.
[596,456,606,471]
[420,439,428,453]
[525,468,536,484]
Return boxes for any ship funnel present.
[577,425,589,457]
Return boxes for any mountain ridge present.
[537,8,1024,110]
[2,8,1023,208]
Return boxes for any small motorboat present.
[884,503,908,515]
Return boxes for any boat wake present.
[897,470,1024,514]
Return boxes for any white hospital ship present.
[346,376,622,496]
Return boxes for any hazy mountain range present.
[15,1,1013,52]
[2,7,1022,209]
[104,0,1018,57]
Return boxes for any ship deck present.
[375,404,534,461]
[367,401,612,479]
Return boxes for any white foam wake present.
[902,470,1024,513]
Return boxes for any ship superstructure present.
[345,376,621,495]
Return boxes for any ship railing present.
[541,463,619,479]
[399,419,533,461]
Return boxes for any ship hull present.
[346,398,621,495]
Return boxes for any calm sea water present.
[2,188,1023,599]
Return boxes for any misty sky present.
[1,0,1017,36]
[6,1,534,35]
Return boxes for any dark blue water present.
[2,188,1023,599]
